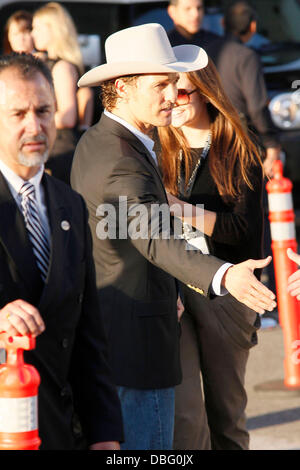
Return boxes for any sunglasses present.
[175,88,197,106]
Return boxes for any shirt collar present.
[225,32,243,44]
[104,109,155,156]
[0,159,44,196]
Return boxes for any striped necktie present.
[19,182,50,282]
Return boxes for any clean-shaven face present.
[169,0,205,35]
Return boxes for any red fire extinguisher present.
[0,333,41,450]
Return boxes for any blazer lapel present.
[38,175,71,310]
[0,172,43,298]
[100,114,168,200]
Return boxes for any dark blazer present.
[0,171,123,450]
[206,34,280,149]
[168,28,220,49]
[71,114,225,390]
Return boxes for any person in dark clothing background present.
[205,1,281,324]
[206,0,281,175]
[167,0,220,48]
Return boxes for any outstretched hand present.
[222,256,276,314]
[287,248,300,300]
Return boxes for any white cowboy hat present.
[78,23,208,87]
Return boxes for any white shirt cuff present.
[211,263,233,296]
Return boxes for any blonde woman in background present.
[32,2,93,183]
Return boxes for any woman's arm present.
[167,163,263,245]
[167,192,217,236]
[52,60,78,129]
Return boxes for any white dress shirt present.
[104,110,231,295]
[0,160,51,243]
[104,109,158,165]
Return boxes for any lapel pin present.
[61,220,70,231]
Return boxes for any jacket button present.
[61,387,68,397]
[62,338,68,349]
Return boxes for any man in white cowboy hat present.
[71,23,276,450]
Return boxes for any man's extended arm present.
[104,156,276,314]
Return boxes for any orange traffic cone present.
[266,160,300,389]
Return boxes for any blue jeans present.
[117,386,175,450]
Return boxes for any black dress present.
[45,58,80,185]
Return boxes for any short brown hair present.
[0,52,54,93]
[100,75,138,111]
[224,1,257,36]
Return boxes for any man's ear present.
[167,4,176,22]
[115,78,127,98]
[249,20,257,35]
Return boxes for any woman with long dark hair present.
[158,59,264,450]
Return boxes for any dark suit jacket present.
[206,34,280,149]
[0,171,123,450]
[71,114,225,389]
[168,28,220,49]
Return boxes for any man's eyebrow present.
[9,106,27,112]
[10,103,51,112]
[37,104,51,110]
[155,77,177,86]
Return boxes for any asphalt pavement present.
[245,323,300,450]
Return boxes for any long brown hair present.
[158,58,263,199]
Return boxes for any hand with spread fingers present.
[0,299,45,337]
[222,256,277,314]
[287,248,300,300]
